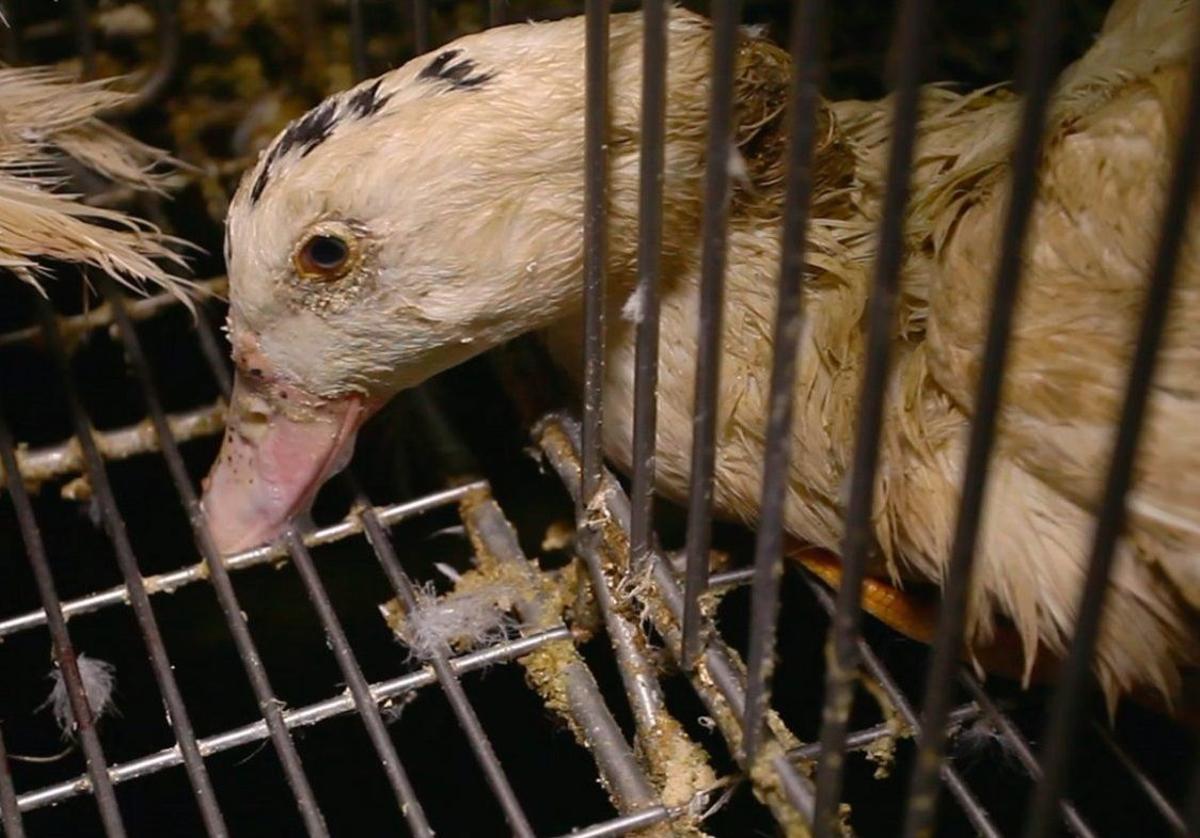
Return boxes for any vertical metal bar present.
[349,0,368,81]
[803,577,1001,838]
[809,0,931,832]
[358,504,533,838]
[680,0,740,667]
[69,0,96,78]
[103,287,331,837]
[487,0,503,28]
[282,532,434,835]
[901,1,1064,835]
[0,721,27,837]
[1023,13,1200,837]
[740,0,826,764]
[409,0,430,55]
[628,0,667,571]
[580,0,611,507]
[32,295,230,838]
[0,420,127,838]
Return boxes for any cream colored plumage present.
[202,0,1200,708]
[0,67,187,296]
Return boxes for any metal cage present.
[0,0,1198,836]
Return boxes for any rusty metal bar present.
[580,0,611,506]
[358,502,534,838]
[534,415,816,829]
[0,278,227,350]
[741,0,826,766]
[0,402,224,488]
[461,492,662,816]
[1023,10,1200,836]
[33,293,229,838]
[810,0,931,831]
[802,577,999,838]
[681,0,740,667]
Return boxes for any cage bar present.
[0,726,22,838]
[1023,8,1200,835]
[0,412,128,838]
[741,0,826,766]
[956,675,1095,837]
[534,415,818,827]
[14,629,569,814]
[580,0,612,506]
[358,503,535,838]
[281,531,434,834]
[103,286,331,837]
[628,0,667,571]
[680,0,740,668]
[0,484,478,641]
[802,578,1000,837]
[809,0,931,830]
[902,0,1065,833]
[33,293,229,838]
[459,491,665,818]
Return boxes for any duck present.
[0,67,188,296]
[200,0,1200,710]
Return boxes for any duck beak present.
[200,371,375,555]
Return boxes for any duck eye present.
[296,233,352,279]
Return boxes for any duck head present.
[200,9,790,553]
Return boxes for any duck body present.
[203,1,1200,705]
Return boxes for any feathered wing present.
[0,67,192,299]
[915,0,1200,697]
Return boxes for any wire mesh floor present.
[0,281,1193,837]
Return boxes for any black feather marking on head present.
[249,96,342,205]
[419,49,496,90]
[277,97,340,159]
[346,78,392,118]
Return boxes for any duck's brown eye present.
[296,233,351,279]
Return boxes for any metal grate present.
[1,1,1198,836]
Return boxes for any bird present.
[200,0,1200,711]
[0,67,189,298]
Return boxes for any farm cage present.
[0,0,1198,836]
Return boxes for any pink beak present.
[200,349,375,555]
